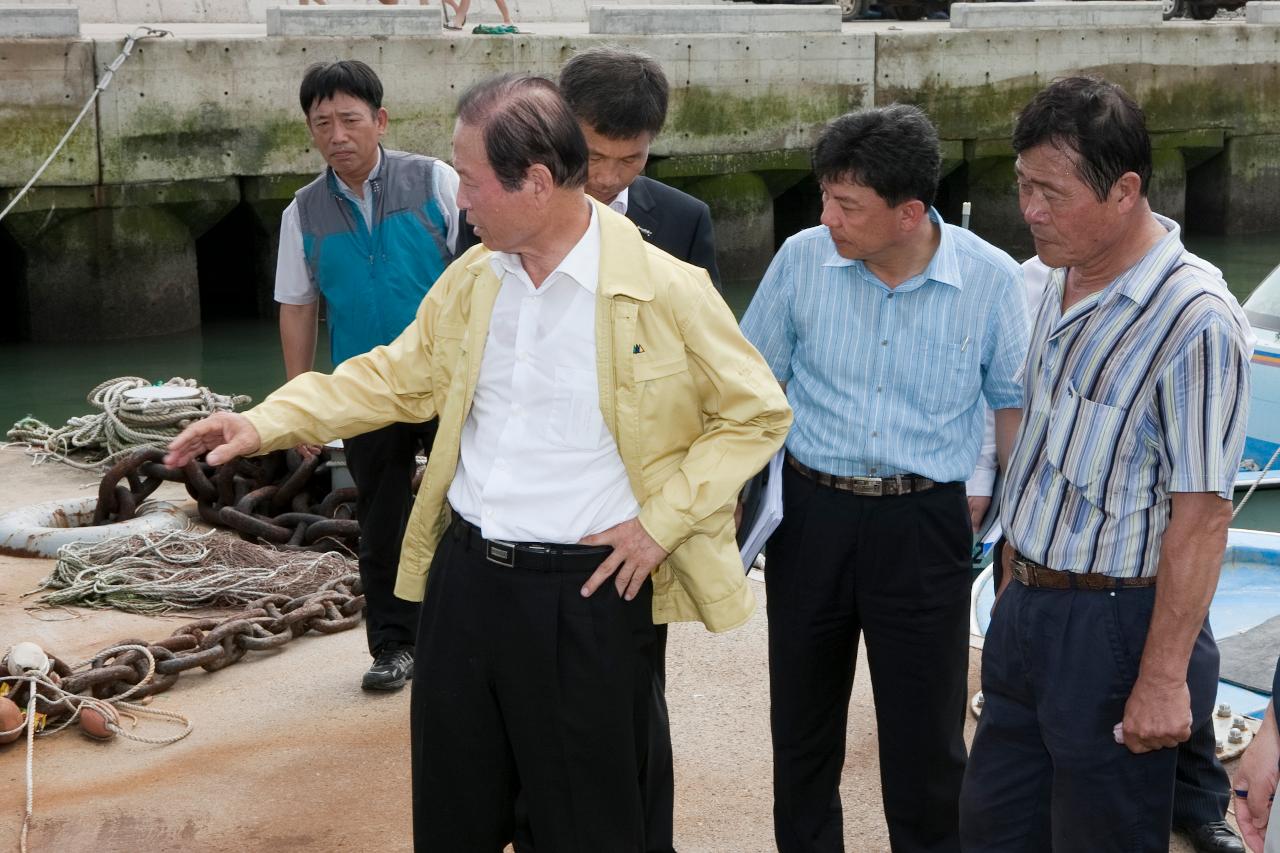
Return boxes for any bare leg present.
[447,0,469,27]
[492,0,513,24]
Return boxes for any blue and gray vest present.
[295,147,453,365]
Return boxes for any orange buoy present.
[79,704,118,741]
[0,697,23,745]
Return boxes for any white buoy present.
[6,642,50,677]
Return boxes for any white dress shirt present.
[274,151,461,305]
[447,203,641,543]
[608,185,629,216]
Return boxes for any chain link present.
[94,446,364,553]
[7,575,363,723]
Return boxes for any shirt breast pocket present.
[1044,383,1143,513]
[551,365,608,450]
[918,339,978,415]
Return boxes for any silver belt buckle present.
[850,476,883,496]
[1010,559,1031,585]
[486,539,516,567]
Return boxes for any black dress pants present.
[767,465,971,853]
[343,420,436,657]
[643,622,677,853]
[512,606,676,853]
[411,521,654,853]
[959,581,1220,852]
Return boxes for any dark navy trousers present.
[1173,715,1232,828]
[959,579,1220,852]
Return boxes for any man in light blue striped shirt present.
[959,77,1253,853]
[741,105,1027,853]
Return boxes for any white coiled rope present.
[6,376,250,470]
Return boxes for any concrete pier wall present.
[2,22,1279,339]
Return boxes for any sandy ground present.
[0,449,1212,851]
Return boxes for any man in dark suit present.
[560,46,721,291]
[558,47,721,853]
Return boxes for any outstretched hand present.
[578,517,668,601]
[165,411,262,468]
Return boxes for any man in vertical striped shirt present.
[959,77,1253,853]
[742,105,1028,853]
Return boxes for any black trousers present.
[411,521,655,853]
[343,420,436,657]
[959,580,1220,852]
[768,465,971,853]
[511,608,676,853]
[644,623,676,853]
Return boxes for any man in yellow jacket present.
[166,73,790,853]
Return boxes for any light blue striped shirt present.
[1000,217,1253,578]
[741,212,1028,482]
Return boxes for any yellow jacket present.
[245,200,792,632]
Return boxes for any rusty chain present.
[5,574,364,723]
[93,446,365,553]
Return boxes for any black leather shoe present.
[1180,820,1245,853]
[361,647,414,691]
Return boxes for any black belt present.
[1011,552,1157,590]
[786,453,939,496]
[450,515,613,573]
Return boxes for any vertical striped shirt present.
[741,211,1028,483]
[1000,216,1253,578]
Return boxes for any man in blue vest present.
[274,60,463,691]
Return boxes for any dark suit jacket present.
[625,175,722,291]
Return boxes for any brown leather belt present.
[1011,552,1157,590]
[786,453,938,497]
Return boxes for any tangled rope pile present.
[40,528,357,614]
[6,377,251,470]
[2,642,192,852]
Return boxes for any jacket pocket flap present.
[634,353,689,382]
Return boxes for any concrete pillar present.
[1186,134,1280,235]
[1147,148,1186,227]
[243,175,315,316]
[2,181,238,341]
[684,172,774,286]
[961,155,1033,261]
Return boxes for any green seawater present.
[0,321,332,435]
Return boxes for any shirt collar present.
[1105,213,1185,309]
[821,207,963,291]
[334,147,383,200]
[488,200,601,295]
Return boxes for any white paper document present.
[737,450,785,572]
